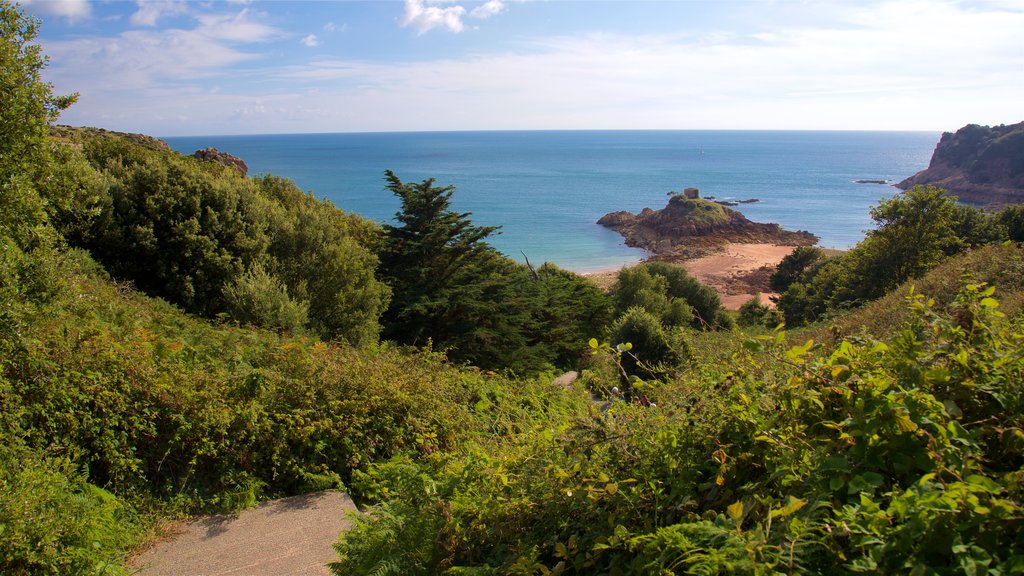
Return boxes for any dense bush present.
[736,296,782,328]
[0,444,135,576]
[609,306,688,382]
[611,261,725,329]
[334,282,1024,574]
[1,251,486,506]
[56,135,390,343]
[768,245,825,293]
[777,185,1018,326]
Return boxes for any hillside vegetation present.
[3,3,1024,574]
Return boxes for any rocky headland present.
[898,121,1024,207]
[598,191,817,260]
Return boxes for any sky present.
[20,0,1024,136]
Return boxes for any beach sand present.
[583,243,796,310]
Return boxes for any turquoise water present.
[164,130,939,273]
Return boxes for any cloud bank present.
[37,0,1024,135]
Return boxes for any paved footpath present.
[130,491,358,576]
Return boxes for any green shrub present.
[0,444,135,576]
[609,306,688,382]
[736,296,782,328]
[333,282,1024,574]
[222,262,309,333]
[769,246,825,293]
[611,262,727,330]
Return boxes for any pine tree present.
[378,170,502,349]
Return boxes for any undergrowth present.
[333,283,1024,575]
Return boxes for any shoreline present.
[581,242,798,310]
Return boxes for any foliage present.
[776,185,1010,326]
[609,306,688,382]
[0,444,135,576]
[334,282,1024,575]
[997,204,1024,242]
[2,251,489,508]
[222,261,309,333]
[611,261,725,330]
[736,296,782,328]
[63,135,389,343]
[827,242,1024,341]
[378,171,612,372]
[949,203,1008,249]
[769,246,825,293]
[0,0,75,247]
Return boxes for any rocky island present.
[898,121,1024,207]
[598,188,817,260]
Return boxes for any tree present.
[777,186,963,326]
[857,185,958,292]
[377,171,613,372]
[769,246,825,293]
[0,0,76,245]
[378,170,501,347]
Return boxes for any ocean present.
[164,130,939,273]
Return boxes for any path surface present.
[130,491,357,576]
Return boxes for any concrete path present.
[130,491,358,576]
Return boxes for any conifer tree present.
[378,170,502,349]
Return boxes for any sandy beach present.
[584,242,797,310]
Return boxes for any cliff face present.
[598,195,817,259]
[898,121,1024,206]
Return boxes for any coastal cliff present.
[898,121,1024,206]
[598,192,817,259]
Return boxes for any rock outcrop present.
[193,147,248,176]
[598,194,817,259]
[898,121,1024,207]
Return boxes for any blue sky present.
[21,0,1024,136]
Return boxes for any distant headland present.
[898,120,1024,207]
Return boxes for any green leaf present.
[964,474,1000,493]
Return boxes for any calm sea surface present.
[164,130,939,273]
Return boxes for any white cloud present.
[43,0,1024,135]
[301,34,320,47]
[130,0,189,27]
[400,0,466,34]
[21,0,92,22]
[470,0,505,19]
[323,22,336,33]
[195,9,280,43]
[274,1,1024,133]
[41,7,280,101]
